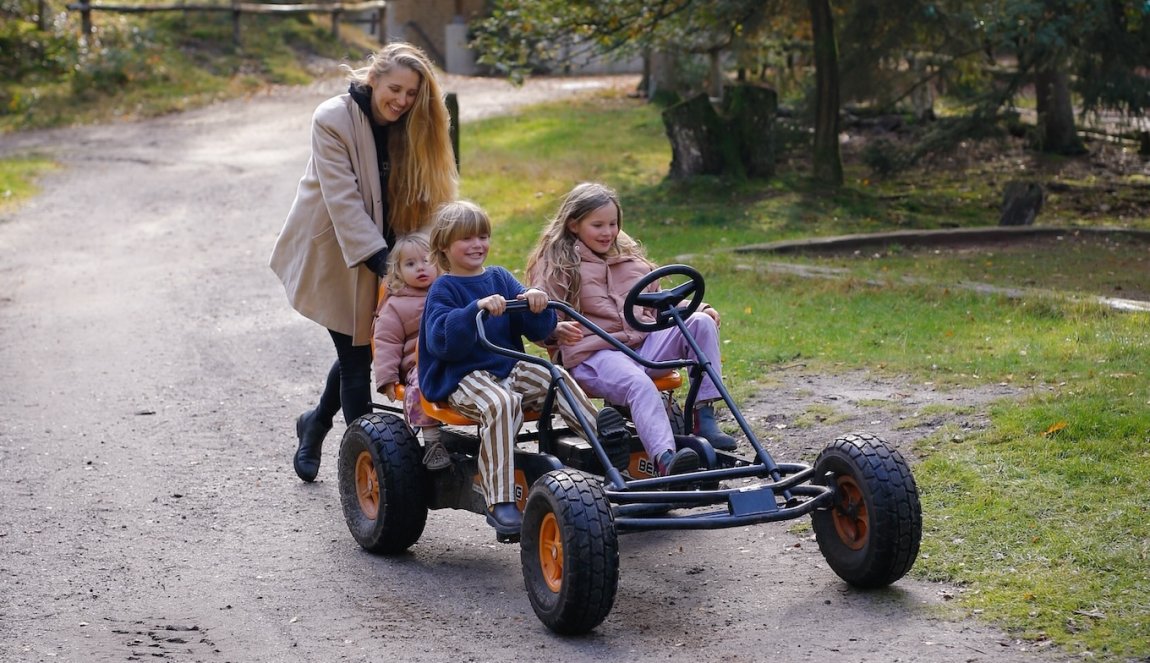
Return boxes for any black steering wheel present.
[623,264,705,333]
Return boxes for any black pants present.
[313,329,373,426]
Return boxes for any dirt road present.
[0,75,1067,662]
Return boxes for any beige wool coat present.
[270,94,393,346]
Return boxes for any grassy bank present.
[460,93,1149,661]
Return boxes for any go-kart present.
[337,265,922,635]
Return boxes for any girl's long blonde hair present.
[525,182,649,310]
[428,200,492,274]
[384,232,434,294]
[343,42,458,235]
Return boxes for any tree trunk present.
[723,84,777,179]
[808,0,844,185]
[1035,66,1085,155]
[647,50,678,102]
[707,49,723,99]
[662,94,728,178]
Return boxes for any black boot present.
[655,448,700,476]
[294,408,332,482]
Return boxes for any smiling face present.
[445,233,490,276]
[369,65,421,124]
[567,201,620,256]
[396,244,438,289]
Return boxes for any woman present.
[270,42,458,483]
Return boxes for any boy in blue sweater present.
[418,200,626,539]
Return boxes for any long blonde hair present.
[428,200,492,274]
[343,42,458,235]
[384,232,434,294]
[525,182,649,310]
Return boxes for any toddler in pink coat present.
[372,233,449,470]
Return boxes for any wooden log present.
[1000,180,1044,226]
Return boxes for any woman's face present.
[370,65,421,124]
[567,202,620,256]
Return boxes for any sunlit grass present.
[0,156,57,213]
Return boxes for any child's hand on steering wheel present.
[517,287,549,313]
[477,294,508,316]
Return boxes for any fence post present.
[376,3,386,44]
[231,0,241,47]
[331,6,341,39]
[445,91,459,174]
[79,2,92,36]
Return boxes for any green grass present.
[0,155,57,213]
[458,94,1150,660]
[1,12,371,133]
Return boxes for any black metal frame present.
[473,266,835,534]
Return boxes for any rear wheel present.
[520,470,618,634]
[812,432,921,587]
[337,413,427,554]
[665,394,686,435]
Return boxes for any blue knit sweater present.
[418,266,557,402]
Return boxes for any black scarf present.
[349,83,394,245]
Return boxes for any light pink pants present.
[571,312,722,460]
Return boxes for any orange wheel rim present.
[538,512,563,593]
[355,451,380,520]
[831,475,868,551]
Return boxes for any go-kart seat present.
[393,371,682,427]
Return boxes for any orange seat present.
[396,370,683,427]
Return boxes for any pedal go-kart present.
[337,265,922,635]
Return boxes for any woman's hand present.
[518,287,549,313]
[553,320,584,345]
[383,383,397,401]
[477,294,508,316]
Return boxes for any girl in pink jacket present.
[525,182,738,477]
[371,233,449,470]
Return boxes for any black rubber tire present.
[337,413,428,554]
[520,470,619,634]
[811,432,922,588]
[665,394,686,436]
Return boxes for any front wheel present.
[811,432,921,588]
[337,413,428,554]
[520,470,619,634]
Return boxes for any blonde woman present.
[270,42,458,483]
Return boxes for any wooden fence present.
[65,0,387,45]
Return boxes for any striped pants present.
[447,361,600,507]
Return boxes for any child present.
[371,233,449,470]
[418,200,628,538]
[525,182,738,477]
